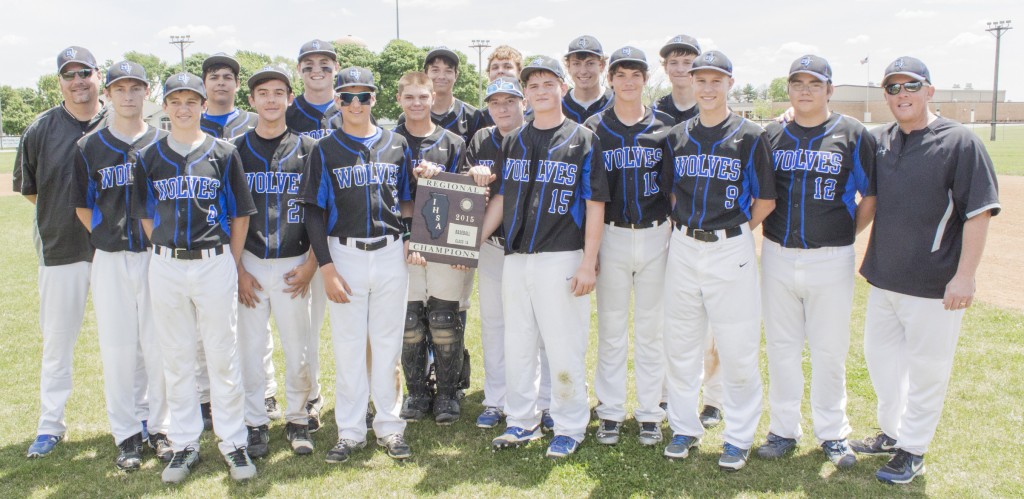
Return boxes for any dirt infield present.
[1,171,1019,311]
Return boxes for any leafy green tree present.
[336,43,378,72]
[768,77,788,102]
[122,51,171,96]
[374,40,424,121]
[0,85,36,135]
[33,74,62,113]
[740,83,757,103]
[234,50,273,111]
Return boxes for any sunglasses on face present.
[336,92,373,106]
[60,68,94,81]
[301,66,334,74]
[884,81,925,95]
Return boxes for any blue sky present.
[2,0,1021,100]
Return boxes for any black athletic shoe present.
[699,405,722,429]
[246,424,270,459]
[434,396,461,425]
[149,432,173,462]
[265,397,282,420]
[115,433,144,471]
[400,395,432,421]
[325,439,365,463]
[377,433,412,460]
[850,431,897,456]
[306,396,324,433]
[876,449,925,484]
[285,422,314,455]
[200,402,213,431]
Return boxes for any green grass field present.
[1,197,1022,498]
[972,125,1024,176]
[1,150,16,173]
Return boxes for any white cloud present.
[0,34,27,46]
[846,34,870,44]
[778,41,819,55]
[948,32,991,46]
[516,16,554,30]
[895,9,936,19]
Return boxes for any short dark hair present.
[203,63,238,80]
[424,55,459,72]
[662,48,699,60]
[610,61,648,79]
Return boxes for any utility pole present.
[985,20,1012,141]
[169,35,193,72]
[469,39,491,107]
[395,0,400,40]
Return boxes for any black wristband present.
[402,217,413,234]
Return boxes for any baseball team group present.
[12,31,999,487]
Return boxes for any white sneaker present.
[161,447,200,484]
[225,446,257,481]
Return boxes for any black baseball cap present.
[247,65,292,92]
[202,52,240,76]
[485,77,524,101]
[520,55,565,82]
[106,60,149,87]
[882,56,931,85]
[163,72,207,101]
[660,35,701,59]
[298,39,337,62]
[425,46,460,69]
[335,66,377,91]
[57,46,97,72]
[566,35,604,58]
[789,55,832,83]
[609,46,648,71]
[690,50,733,77]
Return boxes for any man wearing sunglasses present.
[15,46,109,459]
[300,66,423,463]
[755,55,876,470]
[852,57,1000,485]
[392,71,469,425]
[69,61,171,471]
[583,47,675,448]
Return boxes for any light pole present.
[469,39,491,107]
[985,20,1012,141]
[169,35,193,72]
[395,0,400,40]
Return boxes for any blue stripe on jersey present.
[329,133,372,236]
[633,119,656,221]
[155,143,180,247]
[97,131,136,249]
[528,125,580,252]
[315,148,340,233]
[244,136,272,258]
[296,99,320,126]
[598,117,629,221]
[449,143,463,173]
[739,131,763,222]
[573,148,593,227]
[219,152,235,236]
[503,133,528,252]
[780,127,800,247]
[846,131,869,217]
[277,141,302,257]
[374,132,397,236]
[187,142,218,248]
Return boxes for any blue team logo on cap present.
[65,47,77,59]
[622,47,632,56]
[894,58,905,69]
[349,68,360,79]
[800,56,811,68]
[532,57,544,66]
[261,65,273,71]
[311,40,321,50]
[704,53,715,63]
[121,62,132,73]
[177,74,190,84]
[577,38,588,48]
[673,36,684,43]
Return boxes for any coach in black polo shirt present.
[851,57,1000,485]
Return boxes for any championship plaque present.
[410,172,487,267]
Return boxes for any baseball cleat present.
[541,410,554,432]
[850,431,897,455]
[200,402,213,432]
[400,395,432,422]
[595,419,622,445]
[476,407,504,429]
[149,432,174,462]
[377,433,412,460]
[638,422,663,446]
[876,449,925,484]
[265,397,282,420]
[664,434,700,460]
[434,396,461,425]
[285,422,314,455]
[719,443,751,471]
[325,439,365,463]
[115,433,144,471]
[546,435,580,458]
[699,405,722,429]
[822,439,857,469]
[26,434,63,458]
[245,424,270,459]
[756,432,797,459]
[161,447,200,484]
[491,426,542,450]
[306,396,324,433]
[225,446,257,481]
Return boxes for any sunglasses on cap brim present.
[336,92,373,105]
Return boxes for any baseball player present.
[480,45,524,127]
[653,35,701,124]
[583,47,675,447]
[562,35,614,123]
[68,60,170,470]
[660,51,776,471]
[482,56,610,458]
[16,46,109,459]
[299,66,418,463]
[392,71,469,424]
[132,72,258,483]
[284,38,338,432]
[233,66,319,457]
[755,55,876,469]
[851,57,999,485]
[399,46,484,146]
[200,53,259,139]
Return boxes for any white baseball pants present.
[761,239,854,442]
[327,237,407,442]
[595,222,670,424]
[237,252,315,426]
[503,251,591,442]
[35,261,90,437]
[864,286,964,456]
[407,262,468,302]
[663,225,763,450]
[92,250,169,443]
[149,250,247,455]
[309,268,325,402]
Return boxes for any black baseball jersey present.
[398,98,484,145]
[286,94,343,141]
[233,130,317,259]
[394,123,465,199]
[200,109,258,139]
[860,117,1000,299]
[71,125,167,253]
[562,87,614,124]
[585,107,675,226]
[497,120,610,254]
[652,93,699,125]
[763,113,877,249]
[662,113,776,230]
[299,127,414,239]
[132,136,257,250]
[463,125,506,238]
[14,103,109,266]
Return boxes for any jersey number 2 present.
[207,204,218,225]
[287,198,304,223]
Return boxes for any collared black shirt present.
[652,93,698,125]
[562,88,614,124]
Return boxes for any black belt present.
[154,245,225,260]
[607,219,665,229]
[339,234,399,251]
[673,222,742,242]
